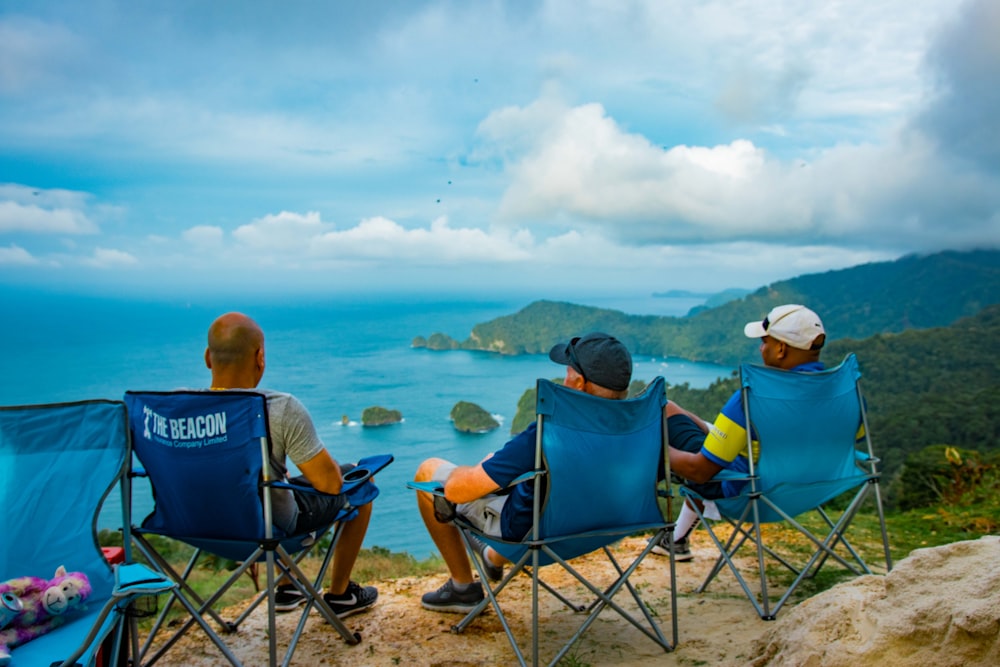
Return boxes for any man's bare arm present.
[665,401,710,433]
[297,448,344,494]
[444,463,500,503]
[668,448,722,484]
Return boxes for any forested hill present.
[828,303,1000,477]
[416,249,1000,366]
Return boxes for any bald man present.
[205,312,377,617]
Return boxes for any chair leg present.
[283,522,346,662]
[452,527,675,664]
[872,481,893,571]
[132,537,260,665]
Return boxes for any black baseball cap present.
[548,332,632,392]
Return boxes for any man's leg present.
[289,476,378,617]
[415,457,508,613]
[414,457,474,585]
[328,501,371,595]
[655,411,713,560]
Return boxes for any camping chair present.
[409,376,677,667]
[0,399,235,667]
[681,353,893,619]
[124,390,391,667]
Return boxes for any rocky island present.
[411,333,462,350]
[361,406,403,426]
[450,401,500,433]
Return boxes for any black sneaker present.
[323,582,378,618]
[421,579,484,613]
[468,535,503,582]
[649,534,693,562]
[274,583,310,613]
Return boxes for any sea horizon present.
[2,290,733,558]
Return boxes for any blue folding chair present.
[124,390,391,667]
[681,353,893,619]
[410,376,677,666]
[0,399,234,667]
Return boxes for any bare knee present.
[415,457,450,483]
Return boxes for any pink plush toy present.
[0,566,92,666]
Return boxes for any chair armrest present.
[673,468,749,487]
[713,469,751,482]
[854,450,880,464]
[406,469,543,497]
[114,562,175,597]
[53,563,176,667]
[342,453,394,494]
[268,453,394,497]
[407,480,445,495]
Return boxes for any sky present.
[1,0,998,301]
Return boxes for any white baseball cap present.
[744,304,825,350]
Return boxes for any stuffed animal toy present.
[0,566,91,666]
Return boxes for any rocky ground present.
[145,534,1000,666]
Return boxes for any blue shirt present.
[481,422,537,540]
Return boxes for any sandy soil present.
[143,535,1000,667]
[142,535,792,666]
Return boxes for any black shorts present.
[290,474,349,534]
[667,414,726,500]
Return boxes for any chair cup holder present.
[343,467,371,484]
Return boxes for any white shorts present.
[432,461,509,538]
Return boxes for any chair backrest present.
[533,376,668,560]
[124,391,270,547]
[736,353,870,520]
[0,400,127,603]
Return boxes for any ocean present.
[0,290,731,558]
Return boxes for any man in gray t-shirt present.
[205,312,377,617]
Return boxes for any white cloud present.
[82,247,138,268]
[0,1,994,296]
[0,186,112,259]
[182,225,224,248]
[476,97,1000,251]
[233,211,330,251]
[0,199,98,234]
[311,216,533,263]
[0,244,40,266]
[226,212,533,266]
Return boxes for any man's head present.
[205,312,266,389]
[548,332,632,399]
[743,304,825,369]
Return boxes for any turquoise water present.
[0,290,731,558]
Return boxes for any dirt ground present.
[145,535,789,666]
[145,534,1000,667]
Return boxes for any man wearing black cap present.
[414,332,633,614]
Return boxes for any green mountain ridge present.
[416,249,1000,366]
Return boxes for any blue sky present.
[1,0,998,300]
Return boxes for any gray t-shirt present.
[259,390,326,533]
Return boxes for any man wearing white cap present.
[650,305,826,562]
